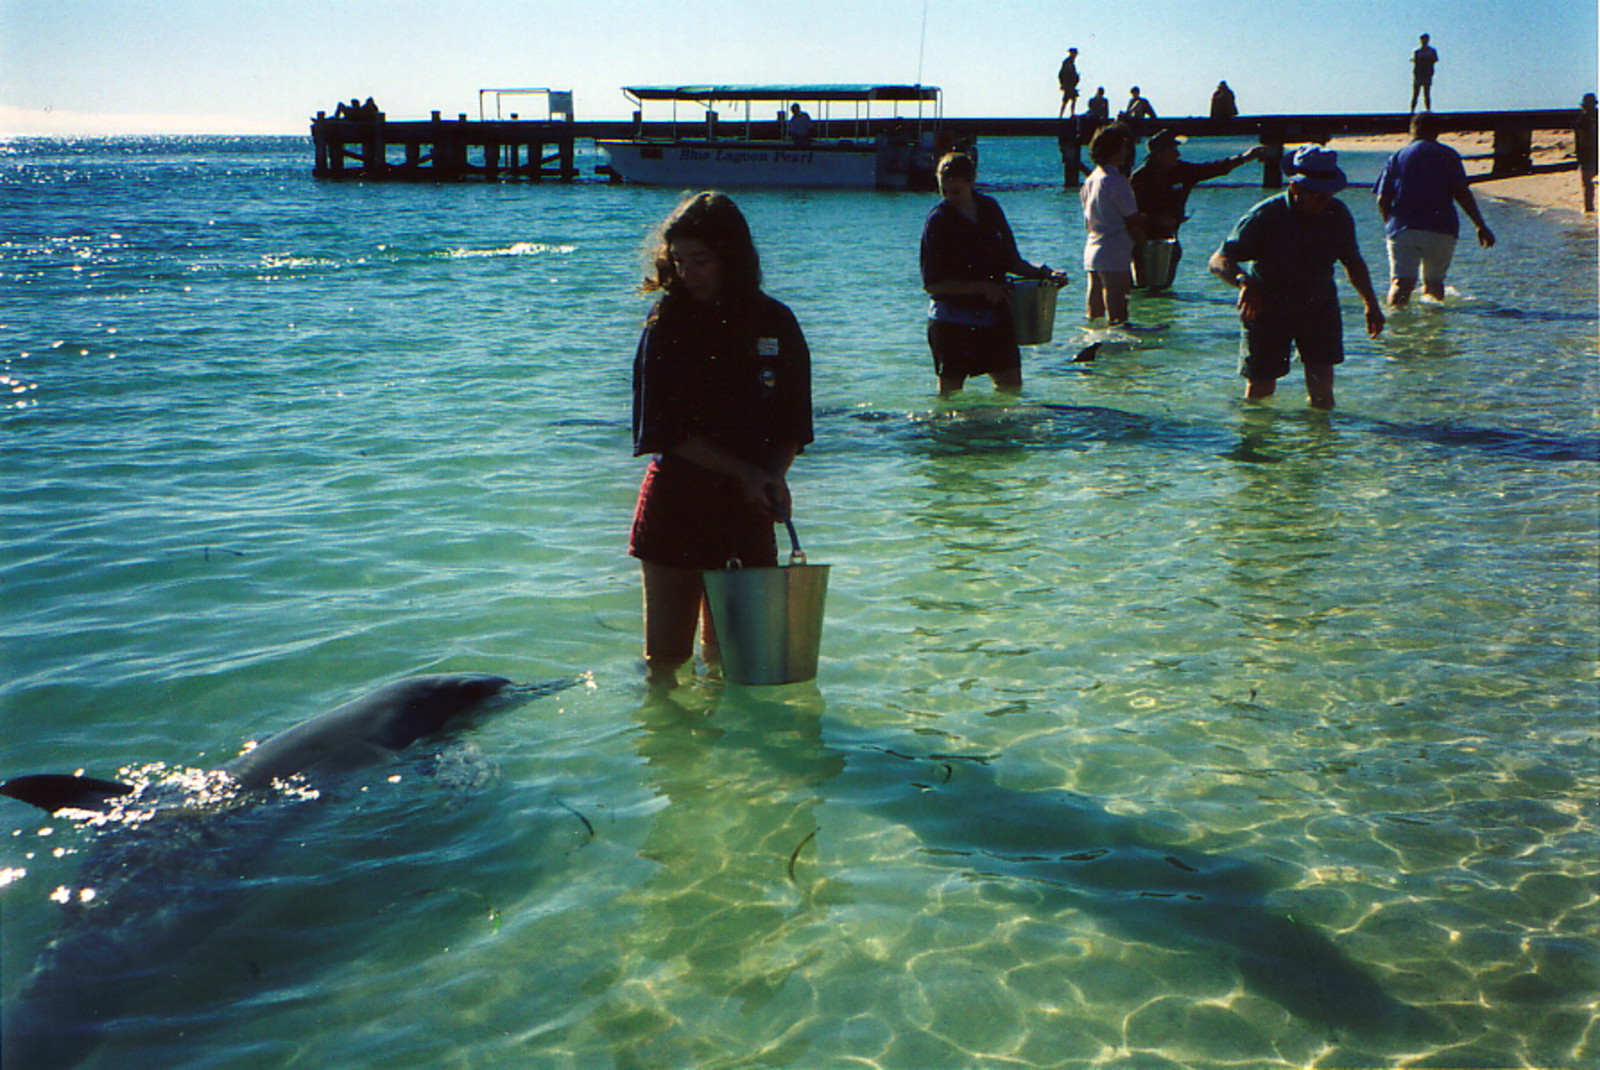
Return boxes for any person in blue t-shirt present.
[1209,146,1385,410]
[1374,111,1495,306]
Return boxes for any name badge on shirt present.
[757,337,779,357]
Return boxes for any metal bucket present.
[702,520,829,685]
[1009,278,1059,345]
[1133,238,1180,291]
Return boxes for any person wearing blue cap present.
[1208,145,1385,409]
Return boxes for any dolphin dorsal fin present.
[0,774,136,814]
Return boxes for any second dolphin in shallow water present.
[823,738,1446,1047]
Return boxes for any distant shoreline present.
[1329,131,1591,219]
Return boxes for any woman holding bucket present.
[630,191,814,690]
[920,151,1067,398]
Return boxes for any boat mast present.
[916,0,930,86]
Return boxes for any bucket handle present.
[721,517,806,568]
[783,516,807,566]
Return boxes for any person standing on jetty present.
[1058,49,1081,119]
[1374,111,1496,306]
[1577,93,1598,213]
[630,192,813,690]
[1209,146,1385,410]
[1130,128,1264,288]
[921,152,1067,398]
[1081,124,1145,326]
[1411,34,1438,112]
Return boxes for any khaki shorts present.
[1387,228,1457,285]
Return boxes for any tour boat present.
[597,84,946,190]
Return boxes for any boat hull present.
[598,138,932,189]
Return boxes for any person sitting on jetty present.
[1080,124,1146,327]
[1374,111,1496,306]
[1079,87,1111,142]
[1084,87,1110,124]
[1411,34,1438,112]
[1210,81,1238,121]
[920,152,1067,398]
[1208,146,1385,410]
[788,104,814,144]
[1129,129,1264,288]
[334,98,361,119]
[1057,49,1081,119]
[1120,87,1157,123]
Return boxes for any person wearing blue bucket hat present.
[1208,145,1385,409]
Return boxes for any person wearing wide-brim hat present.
[1207,145,1385,409]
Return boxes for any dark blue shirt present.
[1219,192,1362,313]
[1375,139,1468,239]
[632,292,813,465]
[920,193,1021,326]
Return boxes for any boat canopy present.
[623,84,940,106]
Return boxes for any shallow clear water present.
[2,135,1596,1069]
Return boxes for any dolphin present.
[0,672,567,1070]
[820,738,1446,1048]
[3,673,517,816]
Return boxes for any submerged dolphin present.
[0,672,566,1070]
[822,739,1445,1047]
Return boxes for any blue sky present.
[1,0,1595,135]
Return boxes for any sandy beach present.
[1328,130,1594,219]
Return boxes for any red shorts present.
[629,456,778,571]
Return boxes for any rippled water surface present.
[2,136,1597,1069]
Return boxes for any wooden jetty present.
[311,109,585,181]
[309,107,1580,186]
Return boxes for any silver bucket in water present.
[1133,238,1181,291]
[702,520,829,685]
[1009,278,1060,345]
